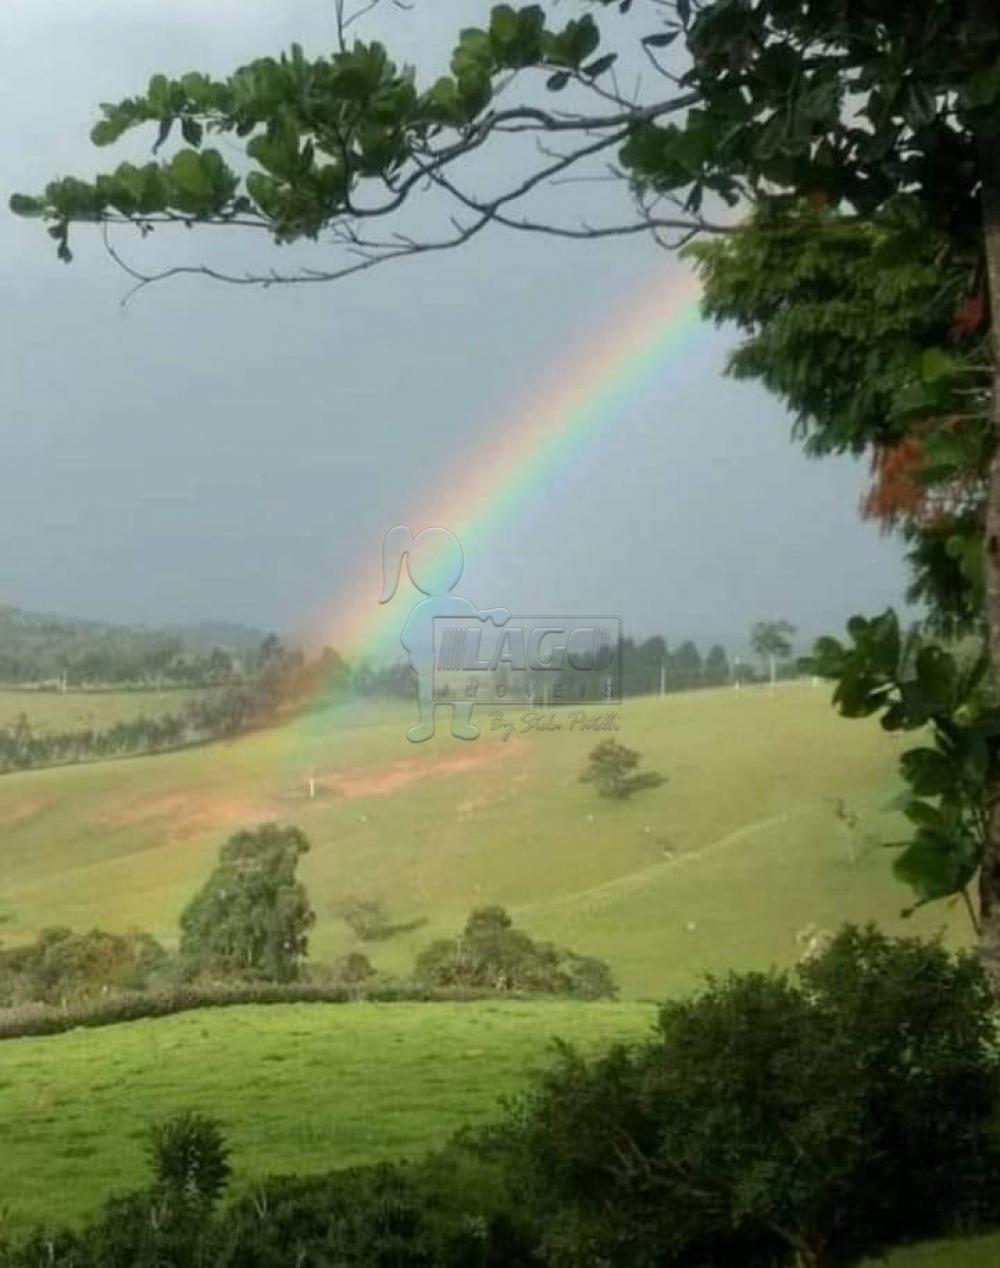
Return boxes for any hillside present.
[0,1000,653,1231]
[0,683,970,998]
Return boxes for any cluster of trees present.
[0,826,614,1009]
[413,906,617,999]
[354,626,799,705]
[0,927,170,1008]
[3,928,998,1268]
[0,711,191,773]
[621,636,734,695]
[0,642,350,774]
[0,607,252,689]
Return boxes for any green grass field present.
[0,687,208,735]
[0,1000,653,1231]
[0,684,987,1254]
[0,683,970,996]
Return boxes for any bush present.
[579,741,665,800]
[149,1111,231,1204]
[413,907,616,999]
[210,1154,539,1268]
[0,981,530,1041]
[493,926,1000,1267]
[332,952,378,987]
[0,926,171,1007]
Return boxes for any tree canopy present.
[179,823,315,982]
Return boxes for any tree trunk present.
[978,131,1000,984]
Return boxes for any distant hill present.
[163,619,272,655]
[0,605,271,685]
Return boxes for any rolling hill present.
[0,682,970,998]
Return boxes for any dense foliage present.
[414,906,617,1000]
[179,825,316,983]
[2,929,997,1268]
[492,925,1000,1268]
[0,927,170,1007]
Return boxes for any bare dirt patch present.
[322,743,515,800]
[0,798,51,828]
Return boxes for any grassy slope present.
[867,1235,1000,1267]
[0,686,993,1258]
[0,684,970,997]
[0,1001,652,1231]
[0,687,207,734]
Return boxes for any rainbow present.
[313,264,704,667]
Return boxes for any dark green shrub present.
[0,926,170,1007]
[332,951,378,986]
[211,1159,538,1268]
[79,1189,213,1268]
[579,740,665,800]
[494,926,1000,1267]
[149,1110,231,1203]
[413,907,616,999]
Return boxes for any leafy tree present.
[414,905,616,998]
[179,824,315,982]
[497,926,1000,1268]
[750,619,797,686]
[704,642,729,685]
[332,951,378,986]
[579,739,665,800]
[0,926,169,1006]
[149,1111,231,1204]
[672,638,703,688]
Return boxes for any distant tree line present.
[0,607,253,689]
[0,640,350,774]
[350,630,801,702]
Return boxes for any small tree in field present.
[179,822,315,982]
[750,620,797,687]
[149,1111,231,1204]
[580,741,665,801]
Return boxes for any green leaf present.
[9,194,47,218]
[91,116,131,147]
[919,347,955,385]
[147,73,172,114]
[902,83,938,131]
[902,799,942,831]
[899,747,957,797]
[583,53,618,79]
[181,118,204,148]
[914,645,956,712]
[642,31,680,50]
[892,838,973,904]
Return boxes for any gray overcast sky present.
[0,0,908,654]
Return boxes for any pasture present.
[0,1000,653,1231]
[0,687,208,735]
[0,683,969,997]
[0,683,989,1261]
